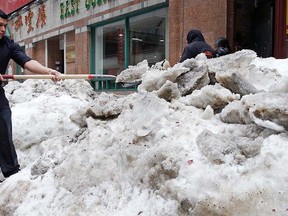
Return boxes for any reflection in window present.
[95,21,125,76]
[130,9,167,66]
[95,7,168,75]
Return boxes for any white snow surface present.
[1,50,288,216]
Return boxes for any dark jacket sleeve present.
[215,47,230,57]
[180,41,216,62]
[10,40,31,68]
[179,44,199,62]
[179,46,190,62]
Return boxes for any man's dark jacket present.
[0,36,31,91]
[179,29,215,62]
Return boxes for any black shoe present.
[3,169,20,178]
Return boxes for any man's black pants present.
[0,93,20,178]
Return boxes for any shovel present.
[1,74,116,80]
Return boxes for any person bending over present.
[214,36,231,57]
[179,29,215,62]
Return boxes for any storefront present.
[1,0,287,90]
[3,0,172,83]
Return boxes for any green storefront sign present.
[85,0,108,9]
[60,0,108,19]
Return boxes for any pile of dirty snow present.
[0,50,288,216]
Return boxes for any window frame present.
[90,2,169,75]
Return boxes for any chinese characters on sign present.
[12,0,110,32]
[25,9,34,33]
[36,4,46,28]
[14,15,23,32]
[14,3,47,33]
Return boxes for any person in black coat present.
[214,36,231,57]
[179,29,215,62]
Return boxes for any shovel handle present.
[1,74,116,80]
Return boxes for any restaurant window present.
[95,20,125,76]
[129,9,167,66]
[94,7,168,76]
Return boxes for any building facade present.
[1,0,287,85]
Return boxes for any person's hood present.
[186,29,205,44]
